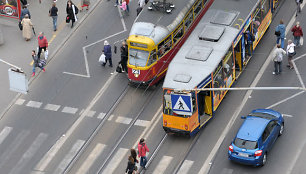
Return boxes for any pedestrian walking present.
[275,19,286,49]
[102,40,113,67]
[296,0,302,16]
[66,0,78,28]
[286,40,296,69]
[137,138,149,169]
[126,0,129,12]
[81,0,90,11]
[120,41,128,72]
[291,21,303,47]
[20,5,31,21]
[272,44,286,75]
[37,32,48,59]
[31,50,45,77]
[130,148,139,164]
[138,0,145,8]
[49,3,58,31]
[125,155,136,174]
[21,14,33,41]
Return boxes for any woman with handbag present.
[291,21,303,47]
[66,0,78,28]
[286,40,296,69]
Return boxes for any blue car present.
[228,109,284,166]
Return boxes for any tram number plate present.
[239,152,249,157]
[132,69,140,75]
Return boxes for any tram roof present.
[163,0,261,90]
[130,0,197,43]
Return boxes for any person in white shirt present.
[286,40,296,69]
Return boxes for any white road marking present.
[115,116,132,124]
[102,148,129,174]
[26,101,42,108]
[108,114,114,121]
[61,106,78,114]
[15,99,25,105]
[76,143,106,174]
[266,91,305,109]
[134,119,150,127]
[34,72,117,172]
[97,112,106,119]
[53,140,85,174]
[292,61,305,88]
[221,168,233,174]
[9,133,48,174]
[152,156,173,174]
[0,126,13,145]
[86,110,96,117]
[79,109,85,115]
[282,114,293,117]
[287,132,306,174]
[177,160,194,174]
[44,104,61,111]
[0,130,30,169]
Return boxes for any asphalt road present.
[0,0,305,174]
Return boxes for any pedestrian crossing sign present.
[171,94,193,114]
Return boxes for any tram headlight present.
[185,124,188,130]
[164,120,167,126]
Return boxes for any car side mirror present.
[241,116,246,119]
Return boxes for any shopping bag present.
[44,50,49,60]
[99,53,106,64]
[300,37,303,46]
[38,59,46,68]
[116,64,122,73]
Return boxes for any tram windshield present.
[129,48,149,67]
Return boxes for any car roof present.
[236,116,270,141]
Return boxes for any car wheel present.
[261,153,267,166]
[278,122,284,136]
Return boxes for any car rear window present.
[248,112,277,120]
[234,138,258,149]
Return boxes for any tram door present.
[197,85,212,125]
[234,40,243,75]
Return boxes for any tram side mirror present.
[241,116,246,119]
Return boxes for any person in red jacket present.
[291,21,303,47]
[137,138,149,169]
[37,32,48,59]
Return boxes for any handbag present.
[66,16,70,23]
[288,51,296,57]
[275,30,280,36]
[44,50,49,60]
[18,21,23,30]
[116,64,122,73]
[300,37,303,46]
[99,53,106,63]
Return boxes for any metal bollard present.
[0,25,4,45]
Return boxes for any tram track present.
[63,77,161,174]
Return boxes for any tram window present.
[193,0,202,17]
[147,49,157,66]
[184,11,193,31]
[173,24,184,43]
[223,48,234,87]
[261,0,270,17]
[129,48,150,67]
[157,36,172,58]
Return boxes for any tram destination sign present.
[171,94,193,115]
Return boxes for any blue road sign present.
[171,94,192,113]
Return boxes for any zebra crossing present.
[14,99,150,127]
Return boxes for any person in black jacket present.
[49,3,58,31]
[120,41,128,72]
[125,155,135,174]
[66,0,78,28]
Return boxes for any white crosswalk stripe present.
[15,99,25,105]
[9,133,48,174]
[26,101,42,108]
[86,110,96,117]
[102,148,129,174]
[221,168,234,174]
[61,106,78,114]
[115,116,132,124]
[177,160,194,174]
[134,119,150,127]
[44,104,61,111]
[152,156,173,174]
[76,143,106,174]
[0,126,13,145]
[97,113,106,119]
[53,140,85,174]
[0,130,30,169]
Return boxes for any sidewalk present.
[0,0,104,115]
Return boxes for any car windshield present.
[128,48,149,67]
[248,112,277,120]
[234,138,258,149]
